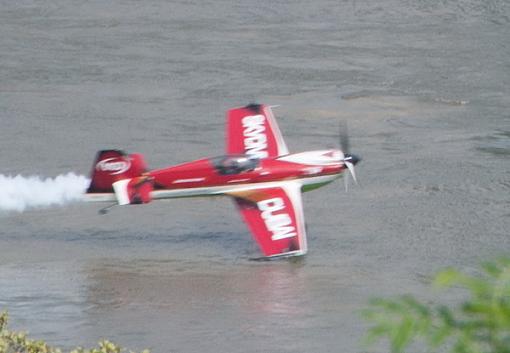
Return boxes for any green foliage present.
[363,258,510,353]
[0,311,149,353]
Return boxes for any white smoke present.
[0,172,90,212]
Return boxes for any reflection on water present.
[0,262,88,347]
[0,257,368,352]
[77,256,378,353]
[82,260,316,352]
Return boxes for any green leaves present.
[363,296,440,352]
[363,258,510,353]
[0,312,7,332]
[0,312,149,353]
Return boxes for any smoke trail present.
[0,172,90,212]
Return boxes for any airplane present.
[83,104,361,259]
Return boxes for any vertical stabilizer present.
[87,150,147,193]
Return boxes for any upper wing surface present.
[229,182,307,258]
[226,104,289,159]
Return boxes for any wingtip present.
[251,250,307,261]
[245,103,262,112]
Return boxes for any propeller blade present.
[339,121,350,154]
[345,161,358,185]
[337,121,361,191]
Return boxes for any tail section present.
[112,176,153,205]
[87,150,148,193]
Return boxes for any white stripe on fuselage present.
[152,174,338,199]
[172,177,206,184]
[82,174,340,203]
[278,150,344,166]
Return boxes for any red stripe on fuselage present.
[148,157,343,190]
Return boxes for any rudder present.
[87,150,148,193]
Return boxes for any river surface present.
[1,1,509,352]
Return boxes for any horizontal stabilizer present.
[112,176,153,205]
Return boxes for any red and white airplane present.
[84,104,360,258]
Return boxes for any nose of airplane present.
[344,153,361,166]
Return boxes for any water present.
[1,0,509,352]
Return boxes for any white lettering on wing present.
[242,115,268,159]
[257,197,296,240]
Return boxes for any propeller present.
[339,121,350,155]
[338,122,361,191]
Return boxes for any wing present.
[226,104,289,159]
[229,182,307,258]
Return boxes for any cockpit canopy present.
[211,155,260,175]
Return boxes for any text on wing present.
[242,115,268,159]
[257,197,297,241]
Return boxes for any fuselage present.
[150,149,345,198]
[84,149,346,202]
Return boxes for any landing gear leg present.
[99,204,116,215]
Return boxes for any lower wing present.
[229,181,307,258]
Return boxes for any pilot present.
[219,157,236,174]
